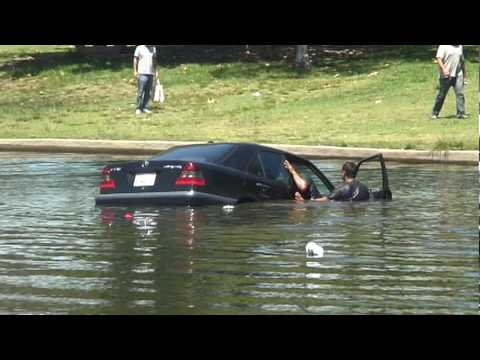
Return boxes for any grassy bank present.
[0,45,478,150]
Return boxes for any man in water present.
[432,45,468,120]
[284,160,370,202]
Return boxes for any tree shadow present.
[0,45,477,80]
[207,45,440,80]
[0,50,132,78]
[0,45,248,79]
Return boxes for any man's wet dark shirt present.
[327,179,370,202]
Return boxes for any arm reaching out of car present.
[284,160,309,193]
[284,160,328,202]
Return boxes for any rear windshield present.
[151,144,235,163]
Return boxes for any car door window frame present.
[257,151,292,187]
[286,158,335,194]
[247,153,266,179]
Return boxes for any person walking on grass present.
[134,45,159,115]
[432,45,468,120]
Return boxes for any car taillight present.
[100,167,117,190]
[183,162,198,172]
[100,180,117,190]
[175,162,206,187]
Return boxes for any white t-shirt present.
[134,45,157,75]
[436,45,464,78]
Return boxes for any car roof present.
[149,143,312,171]
[162,142,305,160]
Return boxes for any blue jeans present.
[432,74,466,116]
[137,74,154,111]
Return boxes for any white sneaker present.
[136,109,142,115]
[143,109,152,114]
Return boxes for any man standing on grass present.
[134,45,159,115]
[432,45,468,120]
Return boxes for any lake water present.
[0,152,478,315]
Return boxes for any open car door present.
[354,154,393,201]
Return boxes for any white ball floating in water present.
[306,242,324,258]
[222,205,235,213]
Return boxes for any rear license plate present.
[134,173,157,187]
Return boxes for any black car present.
[95,143,392,206]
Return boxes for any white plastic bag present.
[154,80,165,103]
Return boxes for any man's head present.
[341,162,358,181]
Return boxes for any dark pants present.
[432,74,465,116]
[137,74,154,111]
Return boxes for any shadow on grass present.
[1,45,477,80]
[0,51,131,78]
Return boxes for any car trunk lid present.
[99,160,207,194]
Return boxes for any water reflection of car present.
[95,143,392,206]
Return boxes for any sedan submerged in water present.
[95,143,392,206]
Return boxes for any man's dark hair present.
[342,162,358,178]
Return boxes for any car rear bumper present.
[95,191,238,206]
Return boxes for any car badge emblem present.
[142,161,150,168]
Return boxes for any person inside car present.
[283,160,322,201]
[284,160,370,203]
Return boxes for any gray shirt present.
[436,45,464,78]
[134,45,157,75]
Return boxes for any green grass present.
[0,45,478,150]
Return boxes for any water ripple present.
[0,154,477,314]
